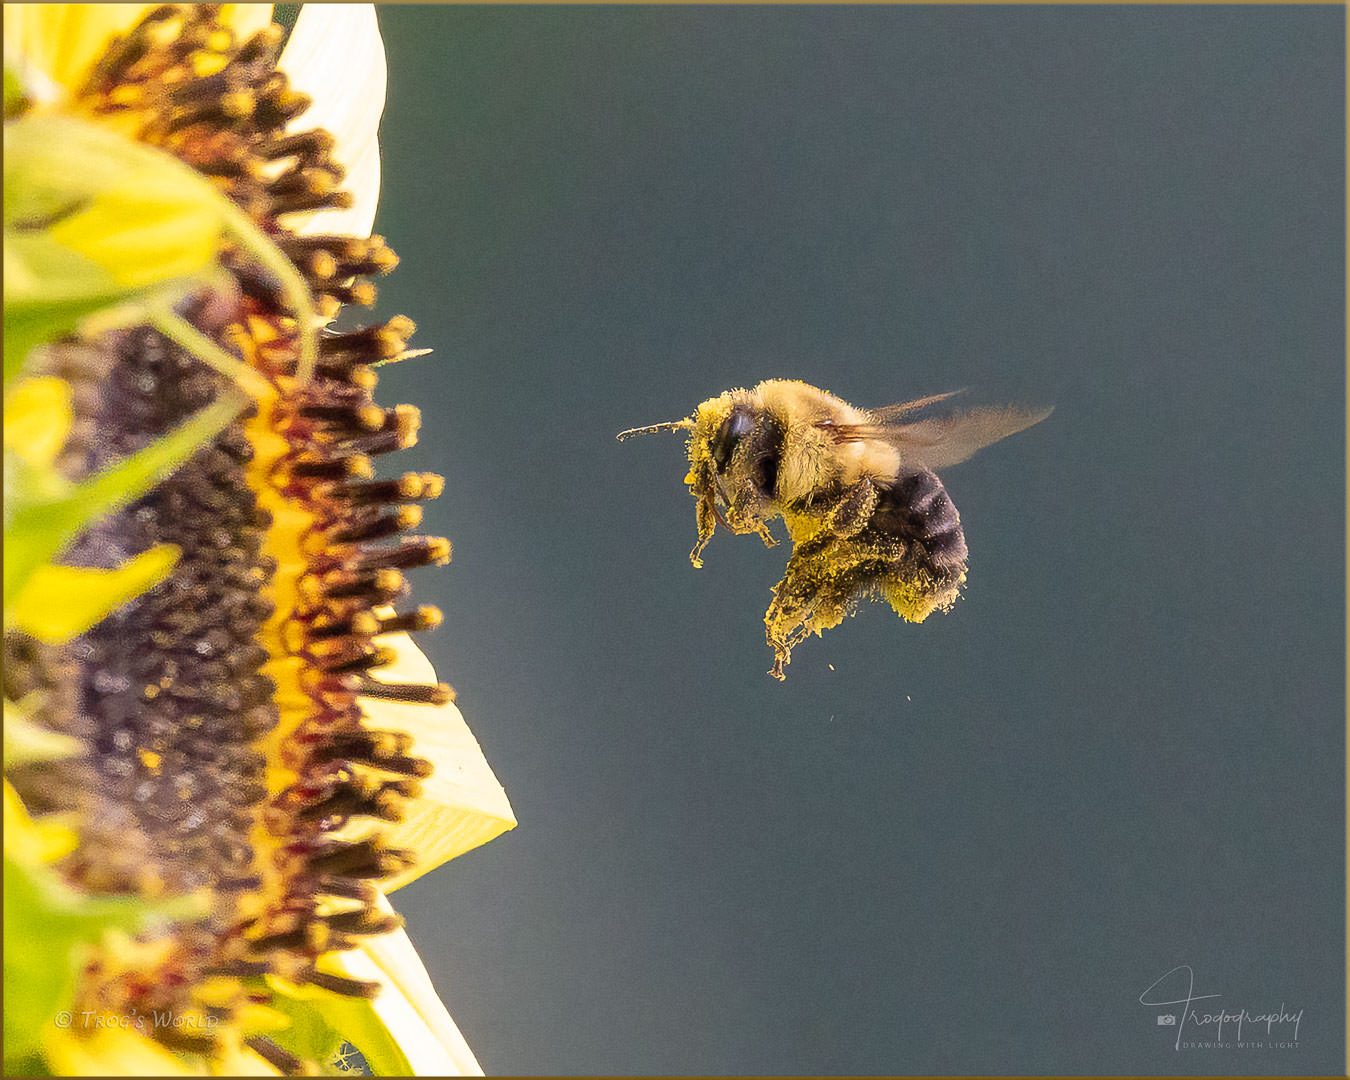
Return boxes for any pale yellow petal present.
[362,630,517,891]
[278,4,386,238]
[333,896,485,1076]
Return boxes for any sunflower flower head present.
[3,7,514,1074]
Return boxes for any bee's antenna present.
[616,419,694,441]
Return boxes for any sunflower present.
[3,5,515,1074]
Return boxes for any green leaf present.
[264,989,414,1078]
[2,113,231,387]
[3,392,243,610]
[2,1050,48,1077]
[259,991,346,1076]
[3,229,131,311]
[2,793,205,1067]
[1,240,132,389]
[2,449,72,534]
[4,114,225,284]
[3,64,26,118]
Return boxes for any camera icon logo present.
[1156,1014,1177,1026]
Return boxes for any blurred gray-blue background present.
[363,5,1343,1075]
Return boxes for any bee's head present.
[618,391,750,490]
[617,389,766,568]
[683,391,755,495]
[685,391,777,562]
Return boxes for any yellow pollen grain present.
[138,749,163,772]
[427,538,452,565]
[419,605,444,630]
[192,47,231,78]
[222,90,254,118]
[383,313,416,338]
[310,251,337,280]
[245,314,282,346]
[370,246,400,274]
[307,171,337,196]
[346,611,380,637]
[204,29,233,54]
[356,404,386,431]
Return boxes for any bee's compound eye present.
[712,407,755,472]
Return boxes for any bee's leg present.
[763,535,872,680]
[764,568,813,680]
[724,483,778,549]
[689,495,718,568]
[823,479,878,539]
[753,520,778,549]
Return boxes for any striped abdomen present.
[869,469,968,580]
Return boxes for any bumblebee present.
[618,379,1050,679]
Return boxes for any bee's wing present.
[831,401,1053,471]
[866,389,969,421]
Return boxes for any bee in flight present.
[618,379,1051,679]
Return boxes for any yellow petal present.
[43,1026,202,1077]
[44,1024,279,1076]
[8,545,180,645]
[278,4,386,238]
[3,376,72,470]
[4,779,78,864]
[363,629,516,891]
[3,5,156,99]
[217,6,277,41]
[3,5,275,102]
[3,699,83,768]
[330,894,485,1076]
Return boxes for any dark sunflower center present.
[3,6,455,1064]
[49,314,275,898]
